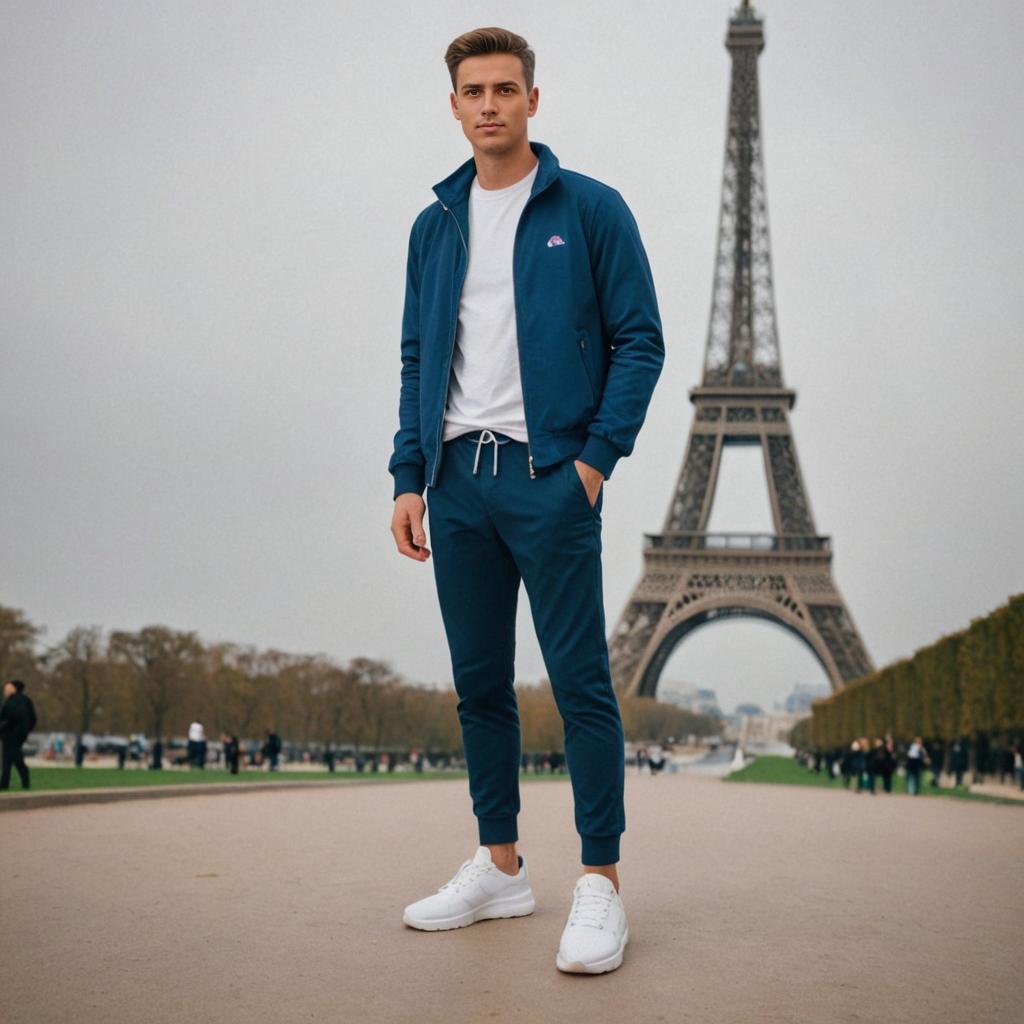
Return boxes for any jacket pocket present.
[564,456,602,518]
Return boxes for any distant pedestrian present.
[0,679,37,791]
[905,737,930,796]
[187,720,207,770]
[221,733,240,775]
[863,737,883,793]
[1012,745,1024,791]
[263,728,282,771]
[856,738,871,792]
[875,738,897,793]
[928,739,944,788]
[841,741,859,789]
[949,740,968,788]
[998,746,1015,785]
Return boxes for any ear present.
[527,86,539,118]
[450,91,461,121]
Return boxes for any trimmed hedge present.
[811,593,1024,747]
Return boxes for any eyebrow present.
[460,80,520,91]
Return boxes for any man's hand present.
[573,460,605,508]
[392,492,431,561]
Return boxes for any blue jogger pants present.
[425,429,626,866]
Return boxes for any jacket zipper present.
[512,189,544,479]
[431,201,469,488]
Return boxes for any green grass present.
[0,765,571,795]
[725,755,1024,807]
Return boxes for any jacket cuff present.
[392,463,426,500]
[579,433,623,481]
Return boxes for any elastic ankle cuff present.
[582,833,621,866]
[478,816,518,846]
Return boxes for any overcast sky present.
[2,1,1021,717]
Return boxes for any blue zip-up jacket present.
[388,140,664,499]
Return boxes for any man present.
[905,736,930,795]
[222,731,241,774]
[187,719,206,770]
[388,27,664,974]
[0,679,38,790]
[263,728,281,771]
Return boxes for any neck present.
[472,138,537,190]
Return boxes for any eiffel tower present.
[608,0,873,697]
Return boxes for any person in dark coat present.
[876,738,897,793]
[221,732,240,775]
[866,738,886,793]
[949,739,968,787]
[262,728,282,771]
[0,679,38,790]
[855,739,871,792]
[928,738,945,787]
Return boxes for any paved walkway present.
[1,772,1020,1023]
[966,780,1024,801]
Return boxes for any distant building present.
[737,711,805,748]
[778,682,831,714]
[659,682,723,720]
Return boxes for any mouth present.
[478,123,503,130]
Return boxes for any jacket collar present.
[432,140,560,208]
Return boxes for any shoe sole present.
[555,926,629,974]
[402,889,536,931]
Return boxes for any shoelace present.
[568,888,614,929]
[437,859,491,894]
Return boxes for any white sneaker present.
[402,845,536,931]
[555,872,629,974]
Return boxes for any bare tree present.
[350,657,405,758]
[108,626,203,741]
[203,643,273,741]
[41,625,108,739]
[0,604,43,684]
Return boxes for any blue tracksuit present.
[389,141,664,865]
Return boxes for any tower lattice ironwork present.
[608,0,873,697]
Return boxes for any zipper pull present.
[528,455,536,479]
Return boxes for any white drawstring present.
[471,429,508,476]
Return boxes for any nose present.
[482,90,498,115]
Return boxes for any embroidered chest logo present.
[546,235,566,248]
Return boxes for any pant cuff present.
[478,816,518,846]
[581,833,621,866]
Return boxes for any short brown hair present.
[444,27,535,91]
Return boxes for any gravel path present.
[1,771,1020,1023]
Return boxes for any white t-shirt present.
[442,161,538,443]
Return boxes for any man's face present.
[3,683,14,698]
[450,53,538,158]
